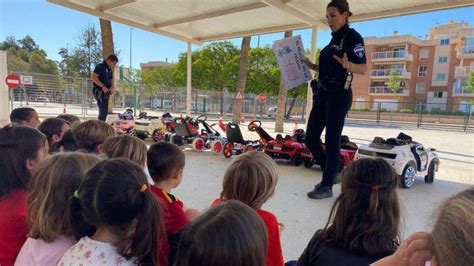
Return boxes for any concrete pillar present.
[0,51,9,124]
[186,42,192,117]
[305,26,318,122]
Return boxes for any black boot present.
[307,183,333,199]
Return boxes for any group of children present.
[0,106,472,266]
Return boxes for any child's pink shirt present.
[15,236,75,266]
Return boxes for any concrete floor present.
[167,121,473,260]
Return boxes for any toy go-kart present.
[161,112,176,133]
[355,132,439,189]
[222,122,264,158]
[105,111,136,135]
[248,120,306,166]
[195,115,227,154]
[301,135,358,169]
[132,112,166,140]
[169,115,224,154]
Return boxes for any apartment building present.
[352,20,474,112]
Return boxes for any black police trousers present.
[305,88,352,188]
[97,97,109,121]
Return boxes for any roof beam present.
[47,0,202,45]
[154,3,267,28]
[349,0,474,23]
[97,0,136,12]
[199,23,308,42]
[261,0,323,27]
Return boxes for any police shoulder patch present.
[353,44,365,58]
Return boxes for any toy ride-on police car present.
[355,132,440,188]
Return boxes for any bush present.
[399,109,414,113]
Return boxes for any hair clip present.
[371,185,380,192]
[73,190,80,199]
[140,184,148,193]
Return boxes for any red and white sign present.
[258,92,266,103]
[20,75,33,85]
[235,90,243,100]
[5,74,21,89]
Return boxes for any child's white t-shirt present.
[58,236,136,266]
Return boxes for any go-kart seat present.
[226,123,248,144]
[174,118,196,137]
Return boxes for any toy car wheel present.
[293,152,303,166]
[303,158,314,168]
[223,142,234,158]
[424,161,435,183]
[192,138,205,151]
[400,163,416,188]
[211,140,223,155]
[153,129,164,142]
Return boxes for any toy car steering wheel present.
[248,120,262,131]
[196,114,208,122]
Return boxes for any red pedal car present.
[301,135,358,169]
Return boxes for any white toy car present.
[355,133,440,188]
[133,112,165,140]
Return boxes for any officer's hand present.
[109,86,115,94]
[101,86,109,93]
[333,53,350,69]
[302,58,312,67]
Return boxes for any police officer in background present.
[303,0,367,199]
[91,54,118,121]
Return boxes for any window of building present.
[433,92,444,98]
[436,73,446,80]
[419,49,429,59]
[440,39,450,45]
[416,83,425,94]
[438,56,448,63]
[418,66,428,77]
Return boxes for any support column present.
[305,26,318,123]
[0,51,9,124]
[186,42,192,117]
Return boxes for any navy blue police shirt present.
[318,24,366,91]
[93,61,113,90]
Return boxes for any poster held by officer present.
[272,35,312,89]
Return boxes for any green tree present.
[246,47,280,95]
[467,71,474,93]
[387,69,402,93]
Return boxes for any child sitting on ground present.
[9,107,41,128]
[175,200,268,266]
[56,114,81,128]
[213,151,284,266]
[59,158,164,265]
[0,125,48,266]
[147,142,201,265]
[15,152,100,265]
[38,118,71,152]
[72,119,115,154]
[298,158,401,266]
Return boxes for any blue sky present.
[1,1,473,69]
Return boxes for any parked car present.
[355,132,440,188]
[267,106,277,117]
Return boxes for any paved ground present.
[165,121,473,261]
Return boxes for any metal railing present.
[452,86,474,96]
[457,45,474,56]
[368,86,408,95]
[371,50,411,60]
[454,66,474,77]
[370,69,411,78]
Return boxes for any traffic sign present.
[235,90,243,100]
[5,74,21,89]
[20,75,33,85]
[258,92,266,103]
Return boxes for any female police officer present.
[303,0,366,199]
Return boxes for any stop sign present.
[258,93,266,103]
[5,74,21,89]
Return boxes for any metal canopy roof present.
[48,0,473,45]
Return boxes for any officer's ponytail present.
[327,0,353,18]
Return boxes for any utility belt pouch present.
[343,72,353,90]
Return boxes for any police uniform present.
[306,24,366,191]
[92,61,113,121]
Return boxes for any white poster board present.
[272,35,312,89]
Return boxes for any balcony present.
[456,46,474,59]
[368,86,410,96]
[453,86,474,97]
[371,51,413,62]
[369,69,412,79]
[454,66,474,78]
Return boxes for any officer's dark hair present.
[327,0,353,17]
[106,54,118,62]
[10,107,36,124]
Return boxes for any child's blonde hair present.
[72,120,115,152]
[430,187,474,266]
[221,151,278,209]
[102,135,147,167]
[27,152,100,242]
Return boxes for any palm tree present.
[275,31,293,132]
[232,36,252,123]
[99,18,115,113]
